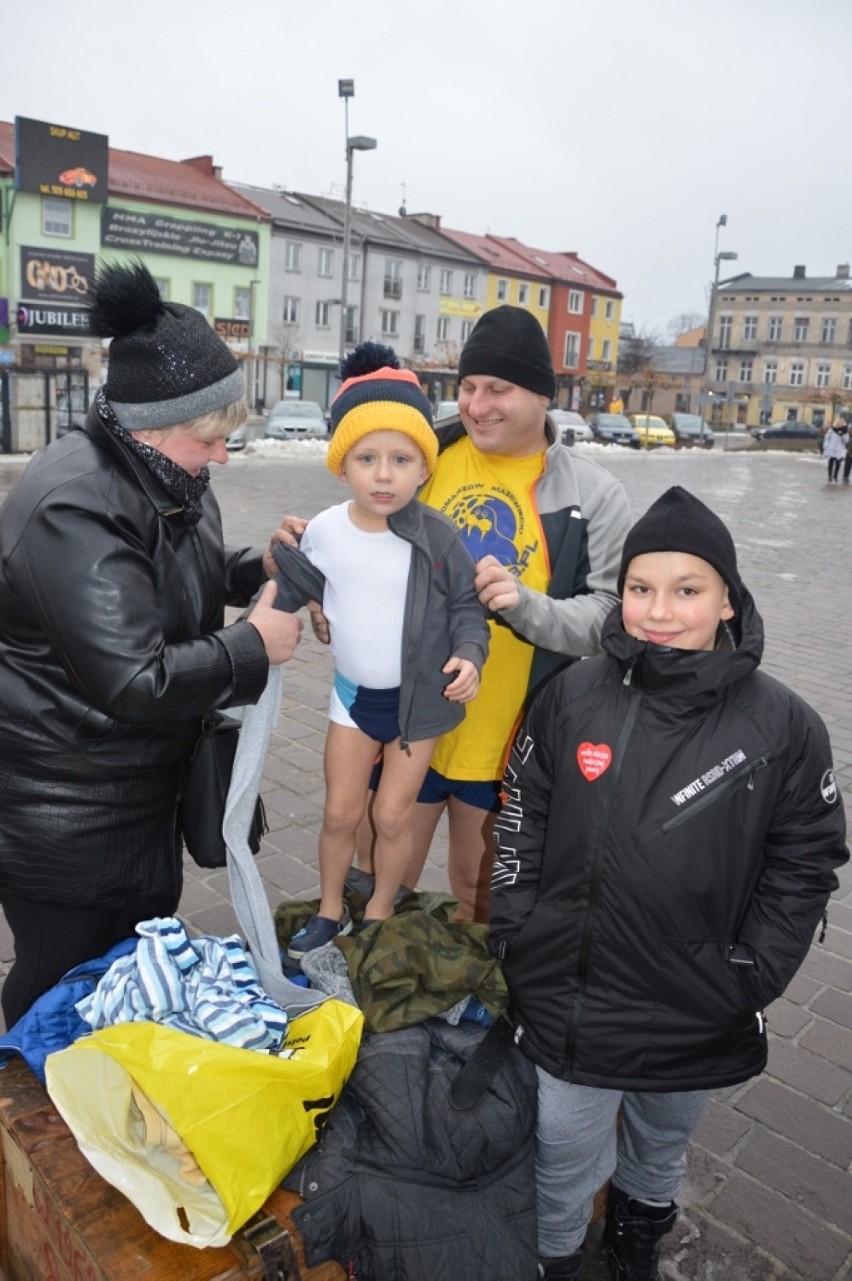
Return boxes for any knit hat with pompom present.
[85,260,245,430]
[327,341,436,475]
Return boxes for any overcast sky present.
[5,0,849,335]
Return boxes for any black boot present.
[538,1251,583,1279]
[602,1185,677,1280]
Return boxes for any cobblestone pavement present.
[0,440,849,1279]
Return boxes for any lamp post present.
[700,218,737,428]
[337,79,376,363]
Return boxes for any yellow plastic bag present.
[45,999,363,1249]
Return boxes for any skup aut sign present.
[20,248,94,304]
[15,116,108,203]
[102,208,259,266]
[16,304,92,337]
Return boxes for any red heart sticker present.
[577,742,612,781]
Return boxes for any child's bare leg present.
[365,737,438,919]
[319,723,383,921]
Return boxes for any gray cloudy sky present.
[5,0,849,333]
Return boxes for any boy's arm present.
[488,697,555,958]
[443,533,490,672]
[733,703,847,1010]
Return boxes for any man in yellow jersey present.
[398,306,633,920]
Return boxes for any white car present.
[434,400,459,423]
[549,409,594,443]
[265,400,327,440]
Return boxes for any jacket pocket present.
[662,756,771,833]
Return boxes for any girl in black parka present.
[489,486,848,1281]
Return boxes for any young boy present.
[273,343,489,958]
[489,486,848,1281]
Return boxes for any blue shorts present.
[330,673,401,745]
[368,762,502,813]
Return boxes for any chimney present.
[837,263,850,279]
[407,212,442,230]
[793,265,806,279]
[181,155,215,176]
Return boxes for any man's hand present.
[262,515,309,578]
[442,657,480,703]
[474,555,521,613]
[246,581,303,664]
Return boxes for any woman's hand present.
[442,657,480,703]
[246,581,303,665]
[262,515,309,579]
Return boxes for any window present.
[568,291,583,315]
[768,316,783,341]
[283,296,300,324]
[413,314,426,353]
[816,362,831,388]
[844,362,852,391]
[463,273,477,299]
[496,278,508,302]
[43,197,72,236]
[153,278,170,300]
[718,315,732,348]
[284,241,302,272]
[789,360,804,386]
[739,358,753,383]
[794,316,809,342]
[821,317,837,344]
[714,358,728,382]
[440,269,453,295]
[384,258,403,300]
[587,336,595,361]
[605,300,614,321]
[763,359,777,384]
[348,253,361,282]
[192,283,212,316]
[381,309,399,338]
[461,319,474,342]
[591,297,598,318]
[417,264,431,292]
[518,282,529,305]
[344,306,357,346]
[538,285,550,309]
[564,331,580,368]
[315,300,331,329]
[743,315,758,340]
[437,316,451,341]
[318,247,334,277]
[234,287,252,321]
[602,339,612,363]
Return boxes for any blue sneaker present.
[287,908,352,960]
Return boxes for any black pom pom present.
[339,341,399,381]
[86,261,165,339]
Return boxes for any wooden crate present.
[0,1056,344,1281]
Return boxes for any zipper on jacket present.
[662,755,771,833]
[566,687,642,1069]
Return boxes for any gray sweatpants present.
[536,1067,709,1256]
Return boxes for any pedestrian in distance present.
[0,262,303,1029]
[270,343,489,959]
[840,421,852,485]
[489,486,848,1280]
[823,421,846,483]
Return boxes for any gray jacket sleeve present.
[270,541,327,613]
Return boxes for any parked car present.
[433,399,459,423]
[225,424,247,451]
[265,400,327,440]
[750,420,822,446]
[548,409,593,444]
[628,414,677,448]
[588,413,641,448]
[667,413,715,449]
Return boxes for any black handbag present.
[180,713,267,869]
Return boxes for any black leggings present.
[0,893,177,1029]
[828,456,842,481]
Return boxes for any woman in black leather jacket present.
[0,262,301,1026]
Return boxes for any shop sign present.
[214,318,251,342]
[15,116,108,203]
[20,248,94,303]
[438,298,483,319]
[102,208,259,266]
[16,303,91,336]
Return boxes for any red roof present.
[486,236,620,294]
[439,226,549,277]
[0,120,267,219]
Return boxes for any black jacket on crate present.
[0,404,269,908]
[490,590,848,1093]
[285,1019,539,1281]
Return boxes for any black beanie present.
[458,305,556,398]
[617,486,743,610]
[86,261,245,430]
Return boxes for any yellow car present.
[629,414,676,447]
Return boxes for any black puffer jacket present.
[285,1020,539,1281]
[490,591,848,1092]
[0,406,269,904]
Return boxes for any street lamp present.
[700,216,737,426]
[337,79,376,363]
